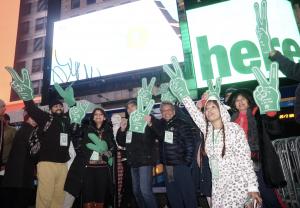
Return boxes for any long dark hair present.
[227,89,255,112]
[90,107,110,128]
[200,100,226,165]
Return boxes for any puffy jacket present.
[151,115,195,166]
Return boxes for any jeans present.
[164,165,198,208]
[131,166,158,208]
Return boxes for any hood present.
[205,95,231,125]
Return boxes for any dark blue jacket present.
[151,115,195,166]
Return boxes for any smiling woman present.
[0,1,20,103]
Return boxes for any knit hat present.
[49,99,63,109]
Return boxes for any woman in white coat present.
[163,57,262,207]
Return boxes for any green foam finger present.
[88,133,101,145]
[86,143,98,152]
[171,56,183,78]
[148,77,156,90]
[163,64,177,80]
[21,68,31,86]
[142,78,147,89]
[5,67,23,83]
[251,67,268,87]
[143,99,154,115]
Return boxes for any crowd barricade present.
[272,137,300,208]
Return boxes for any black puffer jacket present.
[116,122,158,168]
[151,115,195,166]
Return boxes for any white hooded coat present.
[182,96,258,207]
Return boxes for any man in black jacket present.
[24,99,71,208]
[116,100,158,208]
[269,50,300,123]
[146,101,197,208]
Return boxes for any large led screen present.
[186,0,300,88]
[51,0,184,84]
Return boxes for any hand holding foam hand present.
[86,133,108,153]
[54,82,76,107]
[251,62,280,115]
[129,96,155,133]
[163,56,190,102]
[69,101,89,124]
[6,67,34,101]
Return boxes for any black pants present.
[120,161,137,208]
[82,166,111,203]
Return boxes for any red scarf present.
[234,111,248,140]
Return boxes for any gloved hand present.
[54,82,76,107]
[163,57,190,102]
[6,67,34,101]
[86,133,108,153]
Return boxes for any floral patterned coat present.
[182,96,258,208]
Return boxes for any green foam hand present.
[54,82,76,107]
[86,133,108,153]
[138,77,156,107]
[129,96,155,133]
[207,77,222,99]
[254,0,272,68]
[6,67,34,101]
[158,83,177,103]
[163,56,190,102]
[251,62,281,114]
[69,101,89,124]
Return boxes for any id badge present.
[164,131,173,144]
[90,151,99,161]
[60,133,68,146]
[126,131,132,144]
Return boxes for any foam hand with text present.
[129,96,155,133]
[138,77,156,107]
[163,56,190,102]
[251,62,280,116]
[6,67,34,101]
[69,101,89,124]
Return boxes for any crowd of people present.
[0,49,297,208]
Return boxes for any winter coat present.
[2,123,35,188]
[182,96,258,208]
[151,115,195,166]
[231,108,286,188]
[0,121,16,166]
[24,100,71,163]
[64,121,116,197]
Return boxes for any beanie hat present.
[49,99,63,109]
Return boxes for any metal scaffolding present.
[272,137,300,208]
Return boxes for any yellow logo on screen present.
[127,26,149,49]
